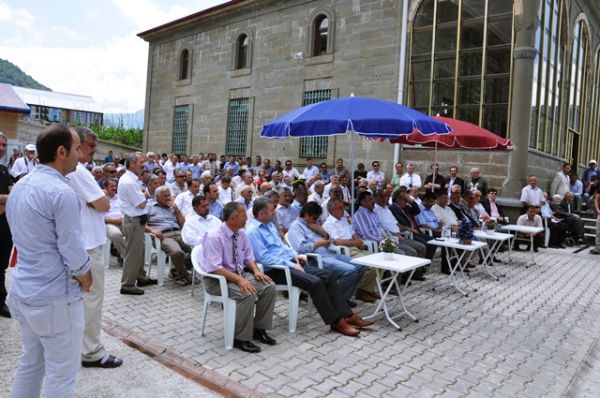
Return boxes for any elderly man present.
[118,152,154,295]
[145,186,192,285]
[200,202,277,353]
[520,175,546,211]
[248,198,372,336]
[144,152,159,173]
[552,193,585,244]
[10,143,37,180]
[550,163,571,198]
[169,169,188,197]
[399,163,422,189]
[322,198,379,303]
[67,127,122,369]
[466,167,488,196]
[7,124,92,397]
[275,187,298,233]
[288,202,366,303]
[236,185,255,212]
[323,174,340,199]
[308,180,325,204]
[174,179,200,217]
[432,191,458,231]
[182,194,222,247]
[235,171,259,199]
[482,188,508,224]
[103,178,126,264]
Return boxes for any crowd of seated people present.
[9,147,597,351]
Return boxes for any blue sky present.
[0,0,228,113]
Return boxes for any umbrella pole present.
[432,141,438,192]
[350,132,355,215]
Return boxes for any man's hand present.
[74,270,92,293]
[315,238,330,248]
[253,271,272,284]
[153,229,163,240]
[236,276,257,295]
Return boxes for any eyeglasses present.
[176,175,185,178]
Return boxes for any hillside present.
[0,58,51,90]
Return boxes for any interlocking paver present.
[86,250,600,396]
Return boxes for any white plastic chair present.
[257,263,301,334]
[144,232,171,286]
[330,239,378,256]
[191,246,236,350]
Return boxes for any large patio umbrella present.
[389,116,515,191]
[260,96,451,212]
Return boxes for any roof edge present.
[0,105,31,114]
[137,0,252,41]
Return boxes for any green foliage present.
[89,125,143,148]
[0,58,51,90]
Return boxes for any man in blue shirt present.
[287,202,365,303]
[416,191,443,237]
[7,124,92,398]
[247,198,372,336]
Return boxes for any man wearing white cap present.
[10,143,37,180]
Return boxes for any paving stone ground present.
[4,247,600,397]
[96,248,600,397]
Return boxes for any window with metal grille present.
[299,89,330,158]
[226,98,249,157]
[172,105,189,154]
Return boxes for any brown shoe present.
[367,291,381,300]
[355,289,376,303]
[330,319,360,336]
[345,313,375,328]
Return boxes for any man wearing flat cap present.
[10,144,37,180]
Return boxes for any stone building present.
[138,0,600,207]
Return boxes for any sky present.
[0,0,228,113]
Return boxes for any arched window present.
[408,0,513,137]
[588,49,600,163]
[313,15,329,56]
[178,49,189,80]
[236,34,248,69]
[530,0,568,156]
[566,19,591,164]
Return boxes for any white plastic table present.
[500,224,544,268]
[351,252,430,331]
[427,238,487,296]
[473,230,514,280]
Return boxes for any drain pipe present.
[394,0,409,166]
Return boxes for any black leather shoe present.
[412,274,426,281]
[233,339,261,353]
[253,329,277,346]
[347,299,357,308]
[0,303,11,318]
[137,278,158,287]
[120,286,145,295]
[82,354,123,368]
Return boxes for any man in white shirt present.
[307,181,325,204]
[516,206,544,251]
[175,179,200,217]
[275,187,298,233]
[169,169,188,197]
[520,175,546,209]
[103,178,126,264]
[399,163,422,189]
[302,158,319,179]
[432,191,458,230]
[162,153,179,183]
[550,163,571,198]
[10,143,37,180]
[67,127,122,369]
[118,152,153,295]
[323,174,340,199]
[366,160,385,189]
[181,194,222,247]
[235,171,259,199]
[218,175,234,204]
[282,160,300,180]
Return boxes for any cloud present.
[111,0,193,31]
[0,1,35,28]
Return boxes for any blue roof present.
[0,83,30,113]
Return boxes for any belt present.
[161,228,180,234]
[124,215,143,219]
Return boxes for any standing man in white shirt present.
[399,163,422,189]
[10,143,37,180]
[118,152,155,295]
[520,175,546,211]
[67,126,123,369]
[366,160,385,189]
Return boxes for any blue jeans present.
[320,252,365,300]
[8,295,84,398]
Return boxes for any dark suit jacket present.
[389,201,421,228]
[449,202,479,227]
[560,200,576,215]
[481,198,505,218]
[444,176,464,193]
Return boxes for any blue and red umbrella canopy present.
[260,96,451,139]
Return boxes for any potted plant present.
[379,236,397,260]
[456,220,475,245]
